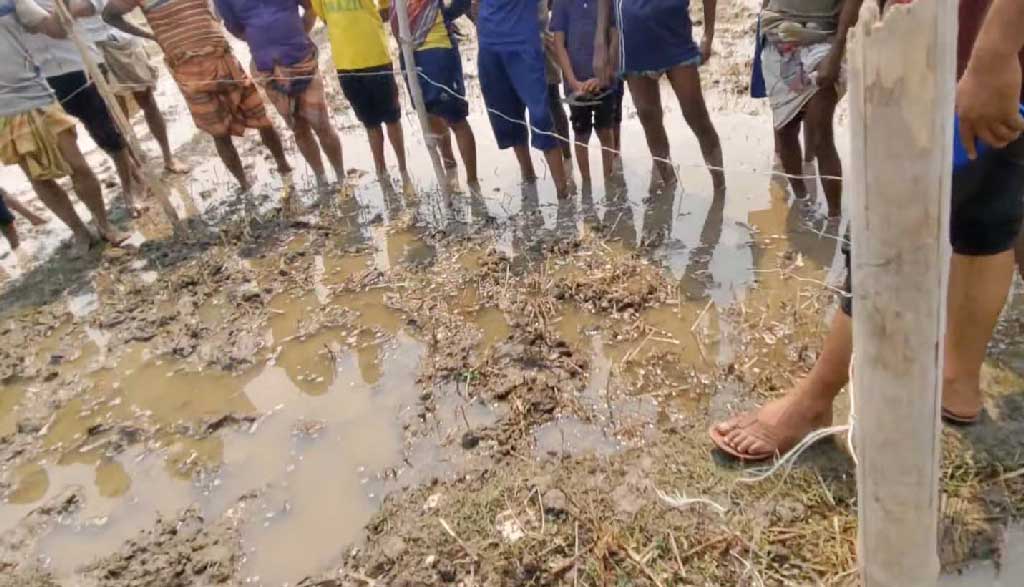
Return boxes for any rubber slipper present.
[941,407,980,425]
[708,410,833,462]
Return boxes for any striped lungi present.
[253,50,331,129]
[169,46,272,137]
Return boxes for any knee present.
[635,103,662,127]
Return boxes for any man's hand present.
[700,36,713,65]
[815,53,842,91]
[571,78,600,95]
[957,57,1024,158]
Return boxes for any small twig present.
[691,298,714,332]
[997,466,1024,481]
[669,532,684,575]
[624,545,666,587]
[438,518,478,561]
[573,521,580,587]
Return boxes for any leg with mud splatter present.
[57,129,129,247]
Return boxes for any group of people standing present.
[1,0,777,260]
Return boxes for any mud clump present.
[81,507,240,587]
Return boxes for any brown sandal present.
[941,407,980,425]
[709,410,833,462]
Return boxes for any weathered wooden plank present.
[847,0,955,585]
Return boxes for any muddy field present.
[2,2,1024,586]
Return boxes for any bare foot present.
[711,385,833,460]
[70,231,99,258]
[941,377,982,423]
[99,225,131,247]
[164,158,190,174]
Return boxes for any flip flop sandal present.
[708,410,833,462]
[941,407,980,425]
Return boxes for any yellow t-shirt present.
[312,0,392,71]
[419,11,452,51]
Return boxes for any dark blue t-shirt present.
[616,0,700,74]
[549,0,598,85]
[477,0,542,50]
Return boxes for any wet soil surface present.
[3,2,1024,586]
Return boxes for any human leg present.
[55,129,126,244]
[803,87,842,216]
[666,64,726,192]
[450,119,478,185]
[2,193,47,225]
[548,84,572,161]
[134,89,187,173]
[627,75,673,185]
[213,135,250,191]
[570,104,594,184]
[257,127,293,176]
[292,118,328,186]
[776,116,808,199]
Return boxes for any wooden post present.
[393,0,451,195]
[847,1,954,585]
[53,0,185,234]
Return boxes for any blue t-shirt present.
[616,0,699,74]
[549,0,598,85]
[477,0,541,50]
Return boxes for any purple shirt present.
[549,0,599,84]
[214,0,314,71]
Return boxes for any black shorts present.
[569,86,624,137]
[840,137,1024,315]
[46,69,125,153]
[338,64,401,127]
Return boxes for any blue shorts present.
[404,47,469,124]
[338,64,401,127]
[477,45,557,151]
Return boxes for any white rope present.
[739,354,858,484]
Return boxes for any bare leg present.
[26,174,94,248]
[213,135,250,191]
[626,76,674,186]
[429,115,457,170]
[385,120,410,180]
[543,147,568,198]
[803,87,842,217]
[514,144,537,182]
[366,125,387,174]
[135,89,187,173]
[596,127,615,179]
[548,85,572,160]
[291,118,328,186]
[311,117,345,181]
[58,130,127,244]
[109,147,144,217]
[451,119,478,184]
[574,132,592,185]
[2,194,47,225]
[942,251,1016,418]
[776,118,808,199]
[714,311,851,456]
[257,127,292,175]
[665,65,725,192]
